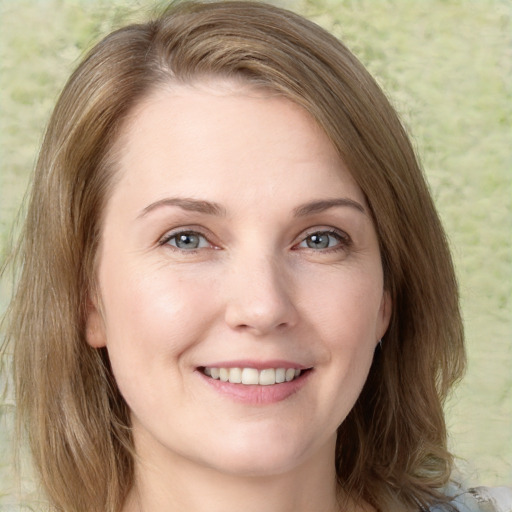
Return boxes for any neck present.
[122,431,352,512]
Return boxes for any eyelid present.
[158,226,218,249]
[157,225,351,252]
[293,227,352,251]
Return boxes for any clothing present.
[430,486,512,512]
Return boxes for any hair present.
[2,1,465,511]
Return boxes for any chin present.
[196,431,316,478]
[205,452,302,478]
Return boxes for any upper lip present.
[198,360,311,371]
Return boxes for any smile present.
[202,367,304,385]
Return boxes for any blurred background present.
[1,0,510,506]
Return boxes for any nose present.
[223,253,299,336]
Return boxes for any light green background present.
[1,0,511,506]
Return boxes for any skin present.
[86,80,391,512]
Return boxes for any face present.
[86,81,391,478]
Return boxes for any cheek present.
[301,266,383,400]
[99,263,219,369]
[99,265,222,418]
[301,265,384,343]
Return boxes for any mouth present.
[199,366,311,385]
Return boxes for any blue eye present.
[165,231,209,250]
[299,231,345,250]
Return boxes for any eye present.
[297,230,348,250]
[162,231,210,250]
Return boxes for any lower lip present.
[196,369,312,405]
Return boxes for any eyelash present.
[158,228,351,253]
[295,229,351,252]
[158,230,213,252]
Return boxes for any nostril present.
[232,323,251,332]
[223,282,299,334]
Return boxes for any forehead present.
[107,80,365,216]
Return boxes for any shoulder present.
[430,486,512,512]
[463,487,512,512]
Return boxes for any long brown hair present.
[3,2,465,511]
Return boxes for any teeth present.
[259,369,275,386]
[242,368,259,385]
[203,367,304,385]
[228,367,242,384]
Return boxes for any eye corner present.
[292,228,352,254]
[158,229,216,251]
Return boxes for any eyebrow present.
[293,198,366,217]
[139,196,366,219]
[139,197,227,218]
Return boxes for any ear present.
[376,290,392,342]
[85,296,107,348]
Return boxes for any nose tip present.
[223,260,298,336]
[226,308,292,336]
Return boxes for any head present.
[8,1,464,511]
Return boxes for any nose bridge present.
[223,247,298,335]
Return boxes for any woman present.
[2,1,509,511]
